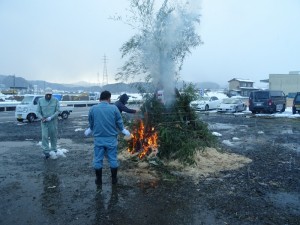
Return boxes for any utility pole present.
[97,71,100,87]
[13,74,15,95]
[102,54,108,86]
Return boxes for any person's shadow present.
[93,185,119,224]
[41,162,62,218]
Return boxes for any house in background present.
[228,78,259,97]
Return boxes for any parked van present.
[292,92,300,114]
[249,90,286,114]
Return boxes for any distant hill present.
[194,82,220,90]
[0,75,32,89]
[0,74,143,93]
[0,74,223,93]
[67,81,97,87]
[0,75,6,82]
[28,80,141,93]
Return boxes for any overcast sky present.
[0,0,299,87]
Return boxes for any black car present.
[292,92,300,114]
[249,90,286,114]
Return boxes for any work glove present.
[84,128,92,136]
[46,117,51,122]
[122,128,130,137]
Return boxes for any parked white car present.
[190,96,221,111]
[217,98,247,113]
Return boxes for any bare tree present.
[116,0,202,95]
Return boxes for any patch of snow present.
[49,148,69,159]
[222,140,234,147]
[75,128,84,132]
[281,129,293,134]
[209,123,235,130]
[37,142,69,159]
[258,131,264,134]
[233,112,246,115]
[212,132,222,137]
[253,107,300,119]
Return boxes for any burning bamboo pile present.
[127,119,159,159]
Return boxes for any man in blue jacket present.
[37,87,60,159]
[85,90,130,186]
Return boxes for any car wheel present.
[205,105,209,111]
[292,107,296,114]
[269,106,276,114]
[27,113,36,123]
[60,111,69,119]
[251,110,256,114]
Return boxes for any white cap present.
[45,87,53,95]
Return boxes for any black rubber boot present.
[95,169,102,186]
[111,168,118,185]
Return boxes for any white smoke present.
[140,0,201,105]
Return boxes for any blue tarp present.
[53,94,63,101]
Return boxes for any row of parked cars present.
[190,95,247,113]
[190,90,300,114]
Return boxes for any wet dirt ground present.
[0,112,300,225]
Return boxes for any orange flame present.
[127,120,158,159]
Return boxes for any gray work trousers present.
[41,120,58,154]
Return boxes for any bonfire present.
[127,119,159,159]
[121,85,217,164]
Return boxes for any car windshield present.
[21,96,34,104]
[222,98,239,104]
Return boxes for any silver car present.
[217,98,247,113]
[190,96,221,111]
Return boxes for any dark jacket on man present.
[114,94,137,114]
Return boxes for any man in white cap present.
[37,87,60,159]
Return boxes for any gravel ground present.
[0,112,300,225]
